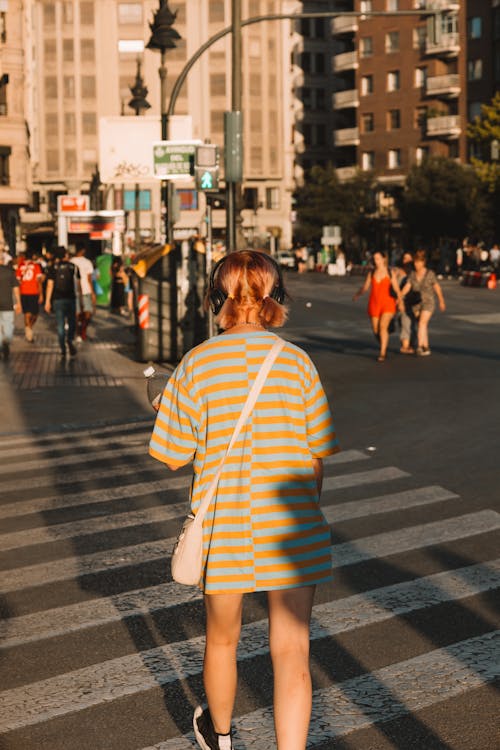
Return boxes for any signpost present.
[152,141,200,180]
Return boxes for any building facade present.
[0,0,31,254]
[24,0,293,252]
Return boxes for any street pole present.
[226,0,242,253]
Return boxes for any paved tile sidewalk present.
[0,309,169,435]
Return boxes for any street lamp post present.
[146,1,181,361]
[128,59,151,254]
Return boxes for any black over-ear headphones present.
[208,252,286,316]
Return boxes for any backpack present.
[53,262,77,296]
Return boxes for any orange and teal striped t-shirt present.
[149,331,339,594]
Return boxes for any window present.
[64,76,75,98]
[250,74,261,96]
[266,187,280,210]
[468,101,482,120]
[415,107,427,128]
[385,31,399,52]
[63,39,74,62]
[303,124,325,146]
[468,17,482,39]
[388,149,401,169]
[45,76,58,98]
[360,37,373,57]
[43,3,56,26]
[0,146,11,185]
[415,146,428,165]
[46,149,59,172]
[361,74,373,95]
[81,39,95,62]
[62,2,74,24]
[80,2,95,25]
[45,113,58,136]
[448,141,459,159]
[362,113,374,132]
[65,112,76,135]
[82,112,97,135]
[210,74,226,96]
[361,151,374,171]
[250,146,263,171]
[468,59,483,81]
[209,1,225,23]
[210,110,224,132]
[360,0,372,12]
[81,75,96,98]
[387,70,400,91]
[413,26,426,50]
[0,77,6,116]
[118,39,144,54]
[388,109,401,129]
[414,67,427,88]
[118,3,142,24]
[250,110,261,131]
[249,38,261,57]
[44,39,56,61]
[387,0,398,9]
[65,149,77,174]
[1,12,6,43]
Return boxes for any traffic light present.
[195,144,219,191]
[206,192,226,209]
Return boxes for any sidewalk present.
[0,308,172,436]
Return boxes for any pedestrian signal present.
[195,144,219,191]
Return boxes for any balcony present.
[426,73,460,97]
[415,0,459,10]
[336,166,358,181]
[334,127,360,146]
[426,32,460,57]
[426,114,461,138]
[333,89,359,110]
[333,51,358,72]
[332,16,358,35]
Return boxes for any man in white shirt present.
[71,246,96,341]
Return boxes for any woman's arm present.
[433,282,446,311]
[390,270,403,302]
[312,457,324,495]
[353,273,371,301]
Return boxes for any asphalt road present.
[0,272,498,750]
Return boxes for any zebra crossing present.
[0,421,498,749]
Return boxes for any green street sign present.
[152,141,200,180]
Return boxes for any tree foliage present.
[467,92,500,193]
[398,157,492,244]
[294,163,375,244]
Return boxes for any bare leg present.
[417,309,433,349]
[203,593,243,734]
[378,312,394,358]
[370,316,380,342]
[268,585,316,750]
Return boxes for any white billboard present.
[99,116,193,184]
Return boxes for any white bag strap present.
[193,337,285,526]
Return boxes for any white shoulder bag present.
[171,338,285,585]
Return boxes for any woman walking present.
[352,250,402,362]
[400,249,446,356]
[149,250,339,750]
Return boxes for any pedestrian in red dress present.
[353,250,402,362]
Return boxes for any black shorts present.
[21,295,40,315]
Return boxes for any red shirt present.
[16,260,43,296]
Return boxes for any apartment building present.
[25,0,292,251]
[0,0,31,253]
[331,0,497,192]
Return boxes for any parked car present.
[277,251,296,269]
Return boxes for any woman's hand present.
[439,299,446,312]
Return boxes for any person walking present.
[400,249,446,356]
[44,246,81,357]
[16,251,44,342]
[393,251,416,354]
[71,246,96,341]
[149,250,339,750]
[0,260,21,360]
[352,250,402,362]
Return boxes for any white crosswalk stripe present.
[0,426,498,749]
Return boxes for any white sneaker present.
[25,327,34,342]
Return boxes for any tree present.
[398,157,492,246]
[294,163,375,245]
[467,92,500,193]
